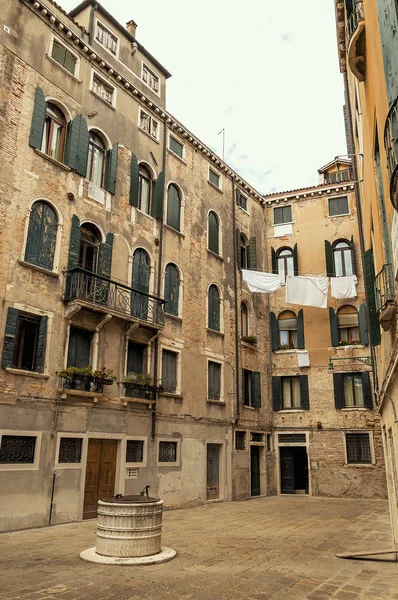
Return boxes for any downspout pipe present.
[232,179,240,424]
[88,3,97,45]
[343,72,379,397]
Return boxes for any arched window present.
[333,240,353,276]
[240,234,248,269]
[25,201,58,270]
[277,247,294,279]
[132,248,150,319]
[208,285,220,331]
[86,131,106,187]
[167,184,181,231]
[337,305,360,344]
[208,211,220,255]
[79,223,101,272]
[41,102,66,162]
[138,165,152,214]
[241,302,249,337]
[165,263,180,316]
[278,310,297,349]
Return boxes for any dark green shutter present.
[272,376,282,411]
[35,316,48,373]
[359,304,369,345]
[251,372,261,407]
[151,171,164,219]
[25,201,57,271]
[166,185,181,231]
[98,233,113,279]
[29,86,46,149]
[297,309,305,349]
[270,312,279,351]
[350,235,357,275]
[293,243,299,276]
[362,372,372,408]
[237,229,242,269]
[325,240,335,277]
[271,247,277,274]
[248,237,257,270]
[165,264,179,316]
[208,285,220,331]
[208,362,221,399]
[299,375,309,410]
[67,215,81,270]
[329,307,339,347]
[333,373,344,409]
[208,211,219,254]
[64,115,89,175]
[104,143,118,195]
[1,308,19,368]
[363,249,381,346]
[242,370,247,405]
[129,153,139,206]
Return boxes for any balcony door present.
[79,224,101,273]
[132,248,150,319]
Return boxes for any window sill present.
[164,223,185,237]
[207,249,224,261]
[272,221,295,227]
[243,405,257,410]
[241,340,257,350]
[138,126,160,144]
[158,392,183,400]
[5,368,50,379]
[207,328,224,337]
[328,213,350,218]
[274,349,298,354]
[207,180,223,194]
[46,54,82,82]
[165,313,183,323]
[277,409,305,413]
[340,407,370,411]
[18,260,59,278]
[333,344,365,350]
[207,399,225,405]
[344,463,375,468]
[167,148,187,165]
[135,207,155,220]
[237,205,250,216]
[34,149,71,171]
[90,89,116,110]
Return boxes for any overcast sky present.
[63,0,346,194]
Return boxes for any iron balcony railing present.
[64,267,165,326]
[346,0,364,46]
[385,97,398,195]
[375,263,394,313]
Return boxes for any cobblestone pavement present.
[1,496,398,600]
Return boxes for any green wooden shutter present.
[248,237,257,270]
[363,249,381,346]
[208,362,221,400]
[165,264,179,316]
[251,372,261,407]
[151,171,164,219]
[329,307,339,347]
[67,215,81,270]
[208,285,220,331]
[272,376,282,411]
[103,143,118,195]
[350,235,357,275]
[208,211,219,254]
[359,304,369,345]
[270,312,279,351]
[29,86,46,149]
[242,370,247,405]
[293,243,299,276]
[1,308,19,368]
[300,375,309,410]
[129,153,139,206]
[297,309,305,349]
[362,372,372,408]
[97,233,113,279]
[237,229,242,269]
[325,240,335,277]
[333,373,344,409]
[64,115,89,175]
[166,184,181,230]
[35,316,48,373]
[25,201,57,271]
[271,247,277,274]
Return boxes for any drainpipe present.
[343,72,379,396]
[232,178,240,424]
[88,3,97,45]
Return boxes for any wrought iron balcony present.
[346,1,364,46]
[64,267,165,326]
[375,264,394,313]
[385,97,398,206]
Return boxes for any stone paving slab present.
[1,497,397,600]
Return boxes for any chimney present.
[126,19,138,38]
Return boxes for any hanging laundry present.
[242,270,283,293]
[330,275,357,299]
[286,275,329,308]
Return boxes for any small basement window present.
[235,431,246,451]
[158,441,177,463]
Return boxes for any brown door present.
[206,444,220,500]
[83,439,118,519]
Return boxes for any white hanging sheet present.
[330,275,357,299]
[242,270,283,293]
[286,275,329,308]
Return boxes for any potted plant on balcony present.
[123,373,163,400]
[58,366,116,393]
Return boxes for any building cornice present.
[264,184,355,206]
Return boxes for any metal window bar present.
[346,0,365,46]
[346,433,371,464]
[235,431,246,451]
[158,441,177,462]
[126,440,144,463]
[58,438,82,463]
[0,435,36,464]
[375,263,394,312]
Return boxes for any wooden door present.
[280,448,295,494]
[250,446,261,497]
[206,444,220,500]
[83,439,117,519]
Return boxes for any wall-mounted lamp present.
[327,356,372,374]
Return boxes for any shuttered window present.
[166,184,181,231]
[242,369,261,407]
[208,285,220,331]
[127,342,145,376]
[333,240,354,276]
[1,309,48,373]
[272,375,309,411]
[345,433,372,464]
[276,248,294,279]
[363,248,381,346]
[274,205,292,225]
[208,361,221,400]
[208,211,220,254]
[51,39,77,75]
[236,189,248,211]
[67,327,92,368]
[164,264,180,316]
[169,136,184,158]
[25,201,58,271]
[333,372,372,409]
[41,103,67,162]
[209,168,220,188]
[86,132,105,187]
[161,350,178,393]
[328,196,349,216]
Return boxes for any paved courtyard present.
[1,496,397,600]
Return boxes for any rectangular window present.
[169,135,184,159]
[161,349,178,393]
[139,109,159,140]
[158,440,177,463]
[91,73,115,106]
[236,190,248,211]
[274,205,292,225]
[235,431,246,451]
[328,196,349,217]
[51,39,77,75]
[142,64,160,93]
[67,327,92,368]
[209,168,221,188]
[126,440,144,463]
[95,21,118,55]
[0,435,36,464]
[251,432,264,443]
[342,374,364,407]
[281,376,301,409]
[58,437,82,463]
[345,433,372,464]
[13,313,40,372]
[208,361,221,400]
[242,369,261,407]
[127,342,146,377]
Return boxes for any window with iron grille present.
[345,433,372,464]
[158,441,177,462]
[0,435,36,464]
[328,196,349,217]
[274,205,292,225]
[278,433,306,444]
[126,440,144,463]
[208,361,221,400]
[251,432,264,443]
[58,437,82,463]
[235,431,246,451]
